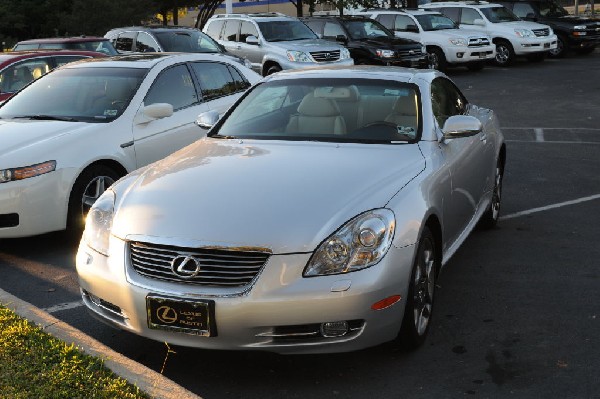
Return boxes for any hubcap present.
[429,52,439,69]
[549,39,563,57]
[413,238,435,336]
[491,166,503,221]
[496,45,509,64]
[81,175,115,216]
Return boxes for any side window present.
[303,20,324,37]
[323,22,346,39]
[239,21,259,42]
[460,8,482,24]
[135,32,160,52]
[227,65,251,91]
[376,14,395,30]
[206,20,225,40]
[512,3,536,18]
[190,62,241,100]
[54,56,88,67]
[394,15,416,31]
[430,77,468,127]
[439,7,460,23]
[222,20,240,42]
[145,64,198,110]
[0,59,52,93]
[115,32,136,52]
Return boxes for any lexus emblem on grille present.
[409,50,415,55]
[325,52,331,59]
[171,256,201,278]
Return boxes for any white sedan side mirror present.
[196,110,220,129]
[135,103,173,124]
[442,115,482,139]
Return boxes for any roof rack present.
[422,1,489,4]
[212,12,288,18]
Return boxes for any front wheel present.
[494,40,515,66]
[67,165,121,230]
[397,226,438,350]
[428,48,447,72]
[548,35,567,58]
[265,64,282,76]
[479,159,504,229]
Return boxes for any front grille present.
[397,47,423,57]
[468,37,491,47]
[310,50,341,62]
[533,28,550,37]
[584,24,600,37]
[129,241,270,287]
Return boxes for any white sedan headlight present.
[83,189,115,256]
[0,160,56,183]
[304,209,395,277]
[287,50,312,62]
[514,29,535,38]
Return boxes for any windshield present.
[481,6,521,22]
[212,78,421,144]
[414,14,457,31]
[0,67,147,123]
[538,0,568,17]
[155,30,222,52]
[257,21,317,41]
[342,20,393,40]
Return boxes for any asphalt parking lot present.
[1,51,599,398]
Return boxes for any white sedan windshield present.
[0,67,147,123]
[214,78,421,143]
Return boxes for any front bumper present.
[383,55,430,69]
[445,44,496,64]
[0,169,72,238]
[512,34,557,54]
[76,235,417,354]
[279,57,354,71]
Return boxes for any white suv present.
[203,13,353,76]
[421,1,557,66]
[359,9,496,71]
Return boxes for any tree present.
[194,0,226,29]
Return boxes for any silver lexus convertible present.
[76,66,506,354]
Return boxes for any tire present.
[265,64,282,76]
[548,35,568,58]
[428,48,447,72]
[478,159,504,229]
[67,165,121,230]
[397,226,438,350]
[526,52,546,62]
[494,40,515,66]
[466,61,485,71]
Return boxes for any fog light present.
[321,321,349,337]
[456,52,464,58]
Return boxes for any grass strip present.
[0,304,149,399]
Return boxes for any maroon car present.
[0,50,106,102]
[12,36,118,55]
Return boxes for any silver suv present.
[203,13,353,76]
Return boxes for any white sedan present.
[77,66,505,354]
[0,53,260,238]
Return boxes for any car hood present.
[498,20,552,30]
[268,39,344,52]
[112,138,426,254]
[543,14,600,24]
[354,36,422,49]
[425,28,490,40]
[0,119,91,162]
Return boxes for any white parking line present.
[43,301,83,314]
[500,194,600,221]
[534,128,545,142]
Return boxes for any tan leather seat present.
[384,94,418,128]
[286,92,347,135]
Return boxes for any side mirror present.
[405,24,419,33]
[245,35,259,45]
[196,110,220,129]
[473,18,486,26]
[525,13,538,21]
[335,34,348,44]
[442,115,482,139]
[135,103,173,124]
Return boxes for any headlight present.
[286,50,312,62]
[375,49,395,58]
[421,45,427,54]
[0,160,56,183]
[574,25,586,30]
[340,47,351,59]
[514,29,534,38]
[83,189,115,256]
[449,38,467,46]
[303,209,395,277]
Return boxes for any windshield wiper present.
[208,133,238,139]
[13,115,78,122]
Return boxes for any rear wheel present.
[397,226,438,350]
[67,165,121,230]
[494,40,515,66]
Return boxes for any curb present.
[0,288,201,399]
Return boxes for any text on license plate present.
[146,295,216,336]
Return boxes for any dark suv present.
[12,36,118,55]
[498,0,600,57]
[301,16,430,68]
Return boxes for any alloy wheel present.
[413,237,435,336]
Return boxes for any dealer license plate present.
[146,295,216,336]
[544,43,550,48]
